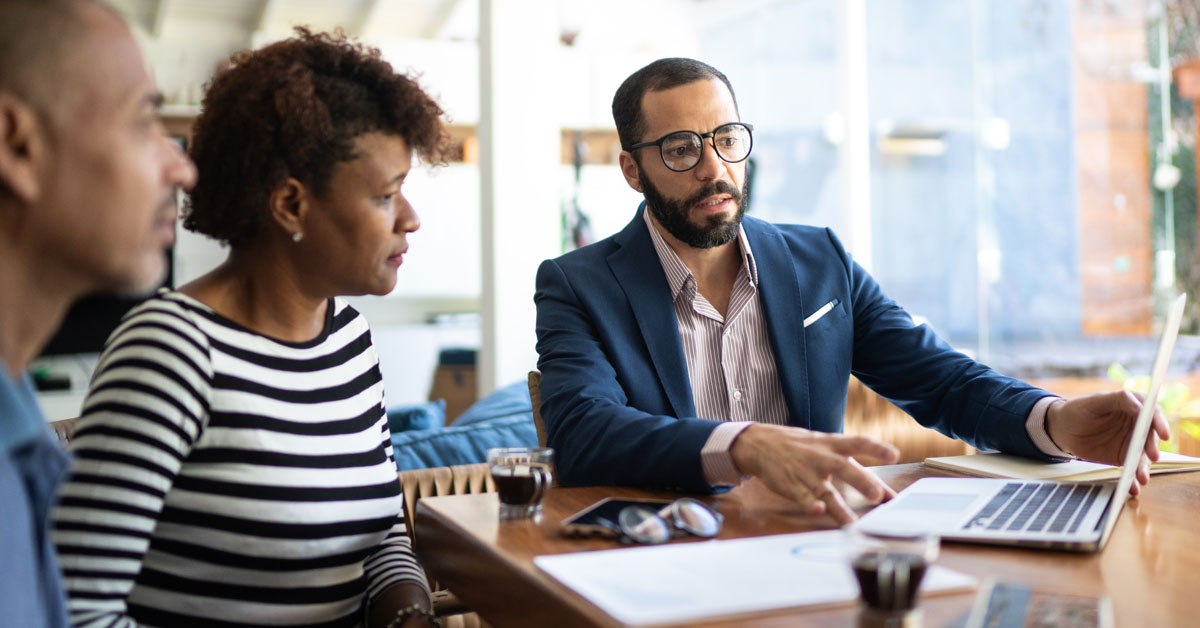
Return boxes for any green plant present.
[1107,362,1200,452]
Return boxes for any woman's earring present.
[292,232,303,243]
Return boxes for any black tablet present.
[559,497,672,538]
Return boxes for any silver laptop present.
[854,293,1186,552]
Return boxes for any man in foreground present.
[0,0,196,624]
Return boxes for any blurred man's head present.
[0,0,196,299]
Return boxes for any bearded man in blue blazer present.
[533,58,1168,524]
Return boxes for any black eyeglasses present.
[626,122,754,172]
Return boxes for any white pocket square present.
[803,298,840,328]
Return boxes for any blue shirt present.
[1,365,70,628]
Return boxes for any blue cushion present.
[386,399,446,433]
[390,380,536,471]
[453,381,531,426]
[391,414,538,471]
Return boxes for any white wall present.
[372,322,481,408]
[138,19,252,105]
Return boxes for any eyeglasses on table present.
[615,497,724,545]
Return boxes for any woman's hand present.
[367,582,436,628]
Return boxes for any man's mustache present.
[683,180,741,208]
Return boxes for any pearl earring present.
[292,232,303,243]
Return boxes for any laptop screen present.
[1100,292,1186,544]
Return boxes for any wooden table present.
[414,464,1200,627]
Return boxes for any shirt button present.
[732,390,743,401]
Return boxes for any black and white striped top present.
[52,291,427,628]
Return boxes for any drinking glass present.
[487,447,554,519]
[848,530,940,627]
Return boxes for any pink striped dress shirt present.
[642,211,787,484]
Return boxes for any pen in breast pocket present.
[803,298,840,328]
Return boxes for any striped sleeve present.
[52,300,212,628]
[362,415,430,607]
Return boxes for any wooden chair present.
[396,463,495,628]
[48,417,78,448]
[842,376,971,463]
[527,370,547,448]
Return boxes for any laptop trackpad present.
[891,492,978,513]
[856,479,993,535]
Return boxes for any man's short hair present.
[611,57,739,152]
[0,0,109,109]
[185,27,451,247]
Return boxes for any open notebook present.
[925,451,1200,483]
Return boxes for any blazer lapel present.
[607,206,696,418]
[744,218,811,428]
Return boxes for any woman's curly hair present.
[184,27,451,247]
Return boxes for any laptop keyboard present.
[962,482,1103,534]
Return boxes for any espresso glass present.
[487,447,554,519]
[848,530,940,628]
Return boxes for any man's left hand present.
[1045,390,1170,496]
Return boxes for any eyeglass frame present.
[615,497,724,545]
[625,122,755,172]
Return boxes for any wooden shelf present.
[161,104,201,143]
[445,127,621,165]
[560,129,621,165]
[157,110,621,167]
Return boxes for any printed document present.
[534,530,975,626]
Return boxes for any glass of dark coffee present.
[487,447,555,519]
[849,531,939,628]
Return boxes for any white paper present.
[533,530,976,626]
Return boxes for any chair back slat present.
[527,370,547,448]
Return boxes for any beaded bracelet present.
[383,603,441,628]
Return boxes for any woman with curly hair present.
[53,28,451,628]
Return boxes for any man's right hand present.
[730,424,900,525]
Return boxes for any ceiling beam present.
[253,0,281,34]
[428,0,464,39]
[150,0,172,37]
[349,0,382,37]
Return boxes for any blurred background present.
[34,0,1200,454]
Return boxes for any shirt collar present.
[0,365,47,452]
[641,202,759,301]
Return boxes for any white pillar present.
[478,0,562,396]
[838,0,872,270]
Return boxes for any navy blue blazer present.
[534,206,1051,492]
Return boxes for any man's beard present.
[638,162,749,249]
[111,249,172,298]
